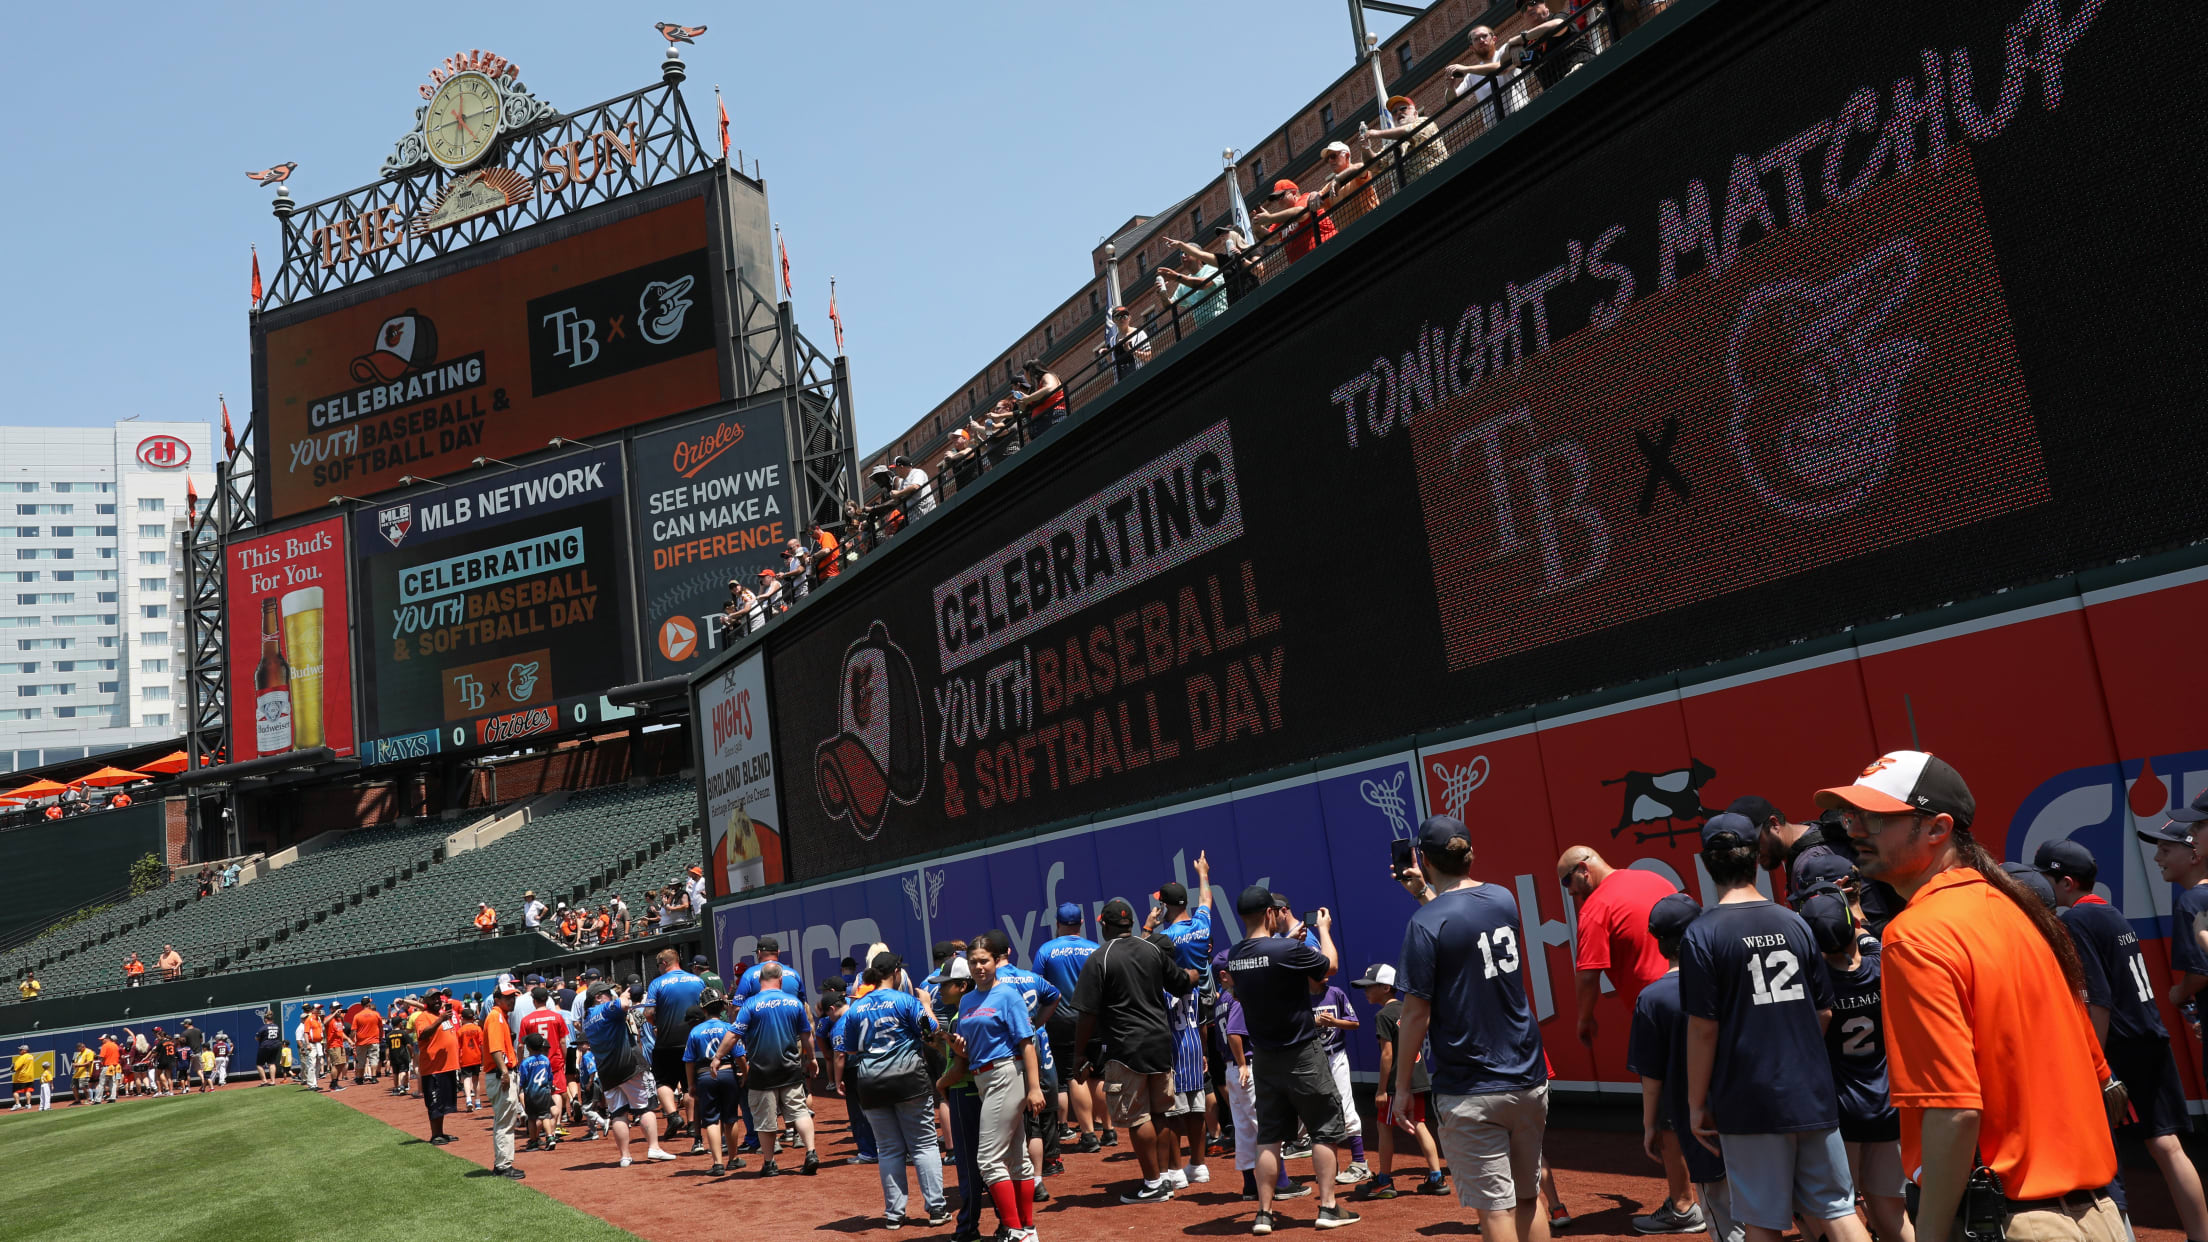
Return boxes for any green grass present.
[0,1088,641,1242]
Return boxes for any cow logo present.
[505,660,540,703]
[351,310,440,384]
[1429,754,1492,823]
[815,620,929,841]
[1602,759,1721,843]
[377,503,413,547]
[1359,770,1413,839]
[135,435,192,469]
[659,615,699,662]
[903,867,946,922]
[638,275,695,344]
[1725,237,1925,520]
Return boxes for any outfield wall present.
[0,803,167,943]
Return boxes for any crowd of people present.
[10,1018,237,1110]
[477,870,712,946]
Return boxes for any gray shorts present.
[1718,1129,1857,1230]
[1696,1180,1747,1242]
[1434,1082,1548,1210]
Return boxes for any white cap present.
[1323,140,1351,155]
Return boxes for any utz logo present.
[136,435,192,469]
[2008,748,2208,937]
[378,503,413,547]
[814,620,929,842]
[476,705,557,745]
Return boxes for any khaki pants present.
[487,1069,521,1170]
[2006,1194,2126,1242]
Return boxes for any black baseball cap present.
[1647,892,1701,940]
[1724,795,1784,829]
[2034,839,2097,885]
[931,940,957,964]
[1798,885,1854,953]
[1156,881,1188,907]
[870,950,904,977]
[1415,814,1471,860]
[1235,885,1287,918]
[1100,898,1137,927]
[2000,861,2058,909]
[582,968,602,979]
[756,935,779,953]
[2138,816,2196,846]
[1700,811,1758,848]
[691,954,710,967]
[1815,750,1976,829]
[1794,850,1857,889]
[2169,789,2208,825]
[1350,963,1397,989]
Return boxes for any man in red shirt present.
[1559,845,1699,1232]
[1250,179,1337,264]
[517,985,572,1134]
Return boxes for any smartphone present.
[1390,838,1413,873]
[1300,909,1320,930]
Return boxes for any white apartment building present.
[0,421,214,774]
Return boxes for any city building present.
[0,421,213,773]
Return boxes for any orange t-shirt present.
[595,914,612,942]
[99,1040,121,1067]
[475,908,497,930]
[325,1019,348,1049]
[456,1022,486,1068]
[1884,867,2115,1200]
[352,1008,383,1045]
[483,1007,516,1070]
[302,1015,323,1042]
[412,1010,459,1075]
[124,961,144,978]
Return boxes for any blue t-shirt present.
[732,989,810,1088]
[997,965,1062,1076]
[957,979,1036,1068]
[518,1053,553,1100]
[2064,898,2168,1041]
[1822,944,1895,1131]
[1398,882,1545,1095]
[1679,899,1838,1135]
[814,1009,844,1048]
[1161,908,1215,975]
[1034,935,1099,1008]
[1625,973,1725,1184]
[1313,984,1356,1060]
[576,1048,598,1083]
[734,959,806,1002]
[841,987,936,1060]
[642,969,706,1047]
[583,997,634,1066]
[685,1016,733,1064]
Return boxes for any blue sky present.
[0,2,1405,455]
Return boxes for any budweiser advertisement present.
[224,517,357,760]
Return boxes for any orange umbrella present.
[138,751,190,776]
[2,778,69,800]
[71,766,148,788]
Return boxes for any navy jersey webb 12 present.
[1398,882,1545,1096]
[1678,900,1838,1135]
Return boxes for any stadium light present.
[548,436,602,450]
[471,456,522,470]
[396,475,448,489]
[325,494,368,508]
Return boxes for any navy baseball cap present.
[2033,839,2097,885]
[2137,816,2196,846]
[2168,789,2208,825]
[1794,850,1857,889]
[1700,811,1758,848]
[2000,860,2058,908]
[1724,795,1784,828]
[1416,814,1471,859]
[1236,885,1287,917]
[1799,886,1854,953]
[1056,902,1082,925]
[1647,892,1701,940]
[691,955,709,967]
[1156,881,1189,907]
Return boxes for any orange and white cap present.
[1814,750,1975,828]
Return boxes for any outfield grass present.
[0,1088,641,1242]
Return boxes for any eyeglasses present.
[1838,808,1926,835]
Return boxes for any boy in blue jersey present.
[733,961,819,1176]
[1035,904,1104,1150]
[1395,815,1544,1242]
[1680,812,1868,1242]
[2041,838,2208,1242]
[1154,852,1216,1189]
[1801,885,1909,1242]
[518,1032,556,1152]
[1628,894,1744,1242]
[685,989,745,1176]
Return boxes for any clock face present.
[424,72,503,170]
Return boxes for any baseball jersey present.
[1679,899,1838,1134]
[1823,943,1896,1133]
[1034,934,1099,1008]
[1313,984,1356,1059]
[732,989,810,1088]
[1625,973,1726,1184]
[1161,907,1216,976]
[1398,882,1546,1095]
[996,964,1062,1077]
[733,959,806,1001]
[957,980,1036,1067]
[642,969,707,1050]
[456,1023,486,1068]
[841,988,936,1058]
[685,1016,733,1065]
[2064,896,2168,1040]
[518,1053,553,1102]
[517,1006,570,1057]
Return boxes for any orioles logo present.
[1858,755,1900,779]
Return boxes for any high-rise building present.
[0,421,213,773]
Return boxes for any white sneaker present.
[619,1156,633,1168]
[1335,1162,1371,1184]
[645,1149,678,1162]
[1190,1166,1211,1184]
[1165,1168,1189,1190]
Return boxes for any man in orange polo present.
[409,990,463,1145]
[297,1004,325,1091]
[351,996,383,1086]
[96,1033,122,1104]
[1820,751,2120,1242]
[483,980,526,1179]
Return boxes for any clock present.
[423,71,503,170]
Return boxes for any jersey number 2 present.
[1745,950,1806,1005]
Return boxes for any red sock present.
[1015,1178,1036,1228]
[987,1180,1020,1228]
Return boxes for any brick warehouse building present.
[860,0,1661,481]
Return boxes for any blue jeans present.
[948,1086,984,1233]
[864,1095,944,1221]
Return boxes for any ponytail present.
[1956,832,2086,994]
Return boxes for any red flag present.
[716,87,731,159]
[778,232,792,297]
[186,477,199,522]
[828,280,844,354]
[219,394,236,458]
[249,245,263,308]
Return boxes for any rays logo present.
[639,275,696,344]
[378,503,413,547]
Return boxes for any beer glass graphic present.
[281,587,326,750]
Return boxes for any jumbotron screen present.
[748,0,2204,878]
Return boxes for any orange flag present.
[186,477,199,522]
[828,279,844,354]
[716,86,731,159]
[778,230,792,298]
[250,245,263,308]
[219,394,236,458]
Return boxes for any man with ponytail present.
[1818,751,2122,1242]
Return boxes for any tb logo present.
[542,307,601,368]
[453,673,488,711]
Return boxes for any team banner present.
[256,195,720,521]
[224,517,356,760]
[352,445,635,754]
[697,650,786,898]
[752,0,2200,879]
[630,401,798,678]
